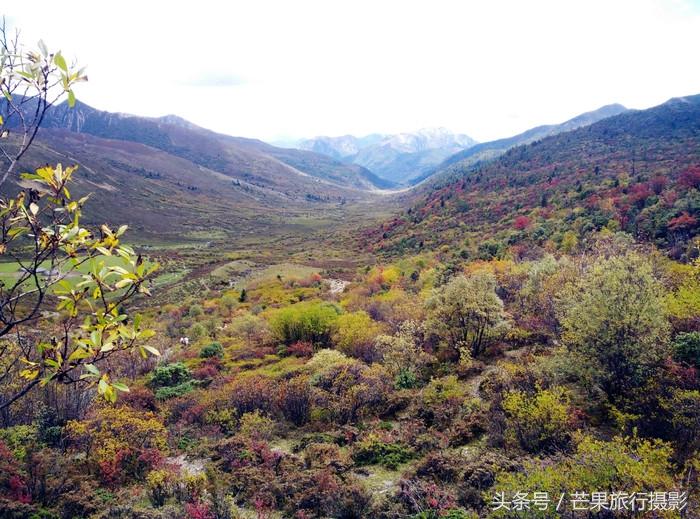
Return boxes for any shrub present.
[413,452,463,483]
[287,340,314,358]
[146,469,173,507]
[155,380,199,401]
[672,331,700,368]
[0,440,30,503]
[333,310,384,361]
[238,411,276,440]
[66,407,167,483]
[501,386,573,453]
[189,323,206,339]
[420,376,467,427]
[269,301,340,347]
[277,375,312,426]
[188,304,204,318]
[227,314,271,346]
[312,362,393,424]
[120,386,158,412]
[426,272,508,359]
[225,375,276,417]
[220,294,238,314]
[199,342,224,358]
[376,320,433,380]
[395,369,419,389]
[149,362,192,388]
[353,435,414,469]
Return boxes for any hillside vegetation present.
[364,96,700,263]
[0,35,698,519]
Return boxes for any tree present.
[0,32,159,413]
[332,310,384,361]
[374,320,433,383]
[426,271,508,359]
[559,253,670,402]
[0,19,87,185]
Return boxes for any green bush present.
[199,341,224,358]
[269,301,340,346]
[188,303,203,317]
[189,322,206,339]
[395,369,418,389]
[502,386,572,453]
[672,331,700,368]
[149,362,191,388]
[155,380,198,400]
[353,435,413,469]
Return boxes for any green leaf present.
[54,52,68,72]
[142,344,160,356]
[84,363,100,376]
[67,348,91,363]
[114,278,133,289]
[112,382,130,393]
[139,329,156,340]
[67,89,76,108]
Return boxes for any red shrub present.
[186,501,215,519]
[679,166,700,189]
[650,175,668,195]
[226,375,276,416]
[288,341,313,358]
[193,365,219,380]
[119,386,157,412]
[277,376,312,426]
[0,441,30,503]
[513,215,531,230]
[668,212,698,231]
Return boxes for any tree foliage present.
[559,253,670,401]
[427,271,508,358]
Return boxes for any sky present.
[6,0,700,143]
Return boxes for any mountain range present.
[0,100,400,240]
[3,94,696,251]
[298,128,477,185]
[363,95,700,260]
[296,105,629,186]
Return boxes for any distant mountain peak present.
[424,102,630,184]
[297,128,478,185]
[156,114,202,130]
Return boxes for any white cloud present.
[6,0,700,141]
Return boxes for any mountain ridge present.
[411,103,629,185]
[299,128,478,185]
[363,95,700,260]
[26,100,396,192]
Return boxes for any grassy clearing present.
[240,263,320,288]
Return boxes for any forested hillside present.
[365,96,700,262]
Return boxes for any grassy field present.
[0,255,153,291]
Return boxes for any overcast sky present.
[7,0,700,143]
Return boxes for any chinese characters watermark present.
[490,491,688,513]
